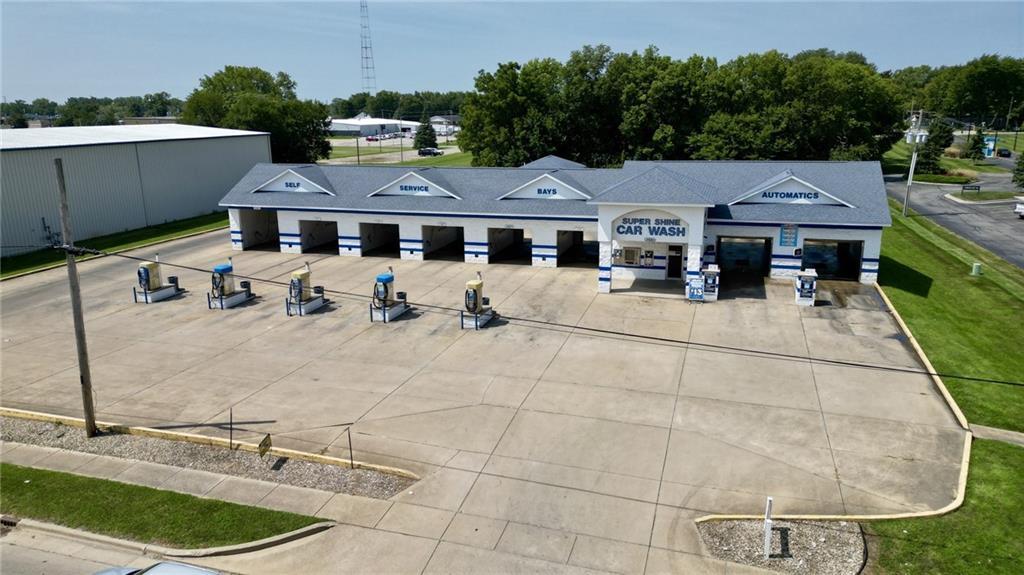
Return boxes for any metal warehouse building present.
[1,124,271,256]
[221,155,888,294]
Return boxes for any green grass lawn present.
[1,212,228,279]
[914,174,972,185]
[398,150,473,167]
[987,131,1024,154]
[0,463,319,548]
[882,141,1008,175]
[879,200,1024,432]
[952,191,1021,202]
[328,145,394,159]
[869,439,1023,574]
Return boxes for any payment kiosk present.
[132,254,184,304]
[286,262,328,316]
[460,272,495,329]
[702,264,720,302]
[795,269,818,307]
[207,257,255,310]
[370,267,410,323]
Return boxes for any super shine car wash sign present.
[613,211,686,242]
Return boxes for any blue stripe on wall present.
[464,250,488,256]
[399,238,423,244]
[771,264,802,270]
[464,241,488,246]
[338,235,361,240]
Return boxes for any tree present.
[182,66,330,163]
[8,112,28,128]
[414,119,437,149]
[1013,153,1024,190]
[916,119,954,174]
[965,129,986,161]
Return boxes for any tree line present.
[0,93,183,127]
[459,46,1024,167]
[329,91,469,121]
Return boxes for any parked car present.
[365,135,378,142]
[95,561,219,575]
[996,147,1012,158]
[1014,197,1024,219]
[418,147,444,157]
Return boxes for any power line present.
[60,245,1024,389]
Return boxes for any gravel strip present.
[1,416,414,499]
[698,519,865,575]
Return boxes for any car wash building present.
[220,156,888,294]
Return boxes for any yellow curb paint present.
[0,407,418,481]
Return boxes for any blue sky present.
[2,1,1022,102]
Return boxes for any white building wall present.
[704,222,882,283]
[240,209,596,268]
[2,134,270,257]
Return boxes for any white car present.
[95,562,219,575]
[1015,197,1024,219]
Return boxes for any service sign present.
[613,211,687,243]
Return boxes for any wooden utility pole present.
[55,158,98,437]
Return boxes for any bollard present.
[970,262,982,276]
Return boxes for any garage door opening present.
[298,220,339,254]
[422,225,464,261]
[802,240,863,280]
[488,228,531,265]
[237,209,279,251]
[717,237,772,275]
[557,230,598,268]
[360,223,400,257]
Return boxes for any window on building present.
[615,247,640,266]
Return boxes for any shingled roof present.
[220,159,890,227]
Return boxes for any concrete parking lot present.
[0,230,967,574]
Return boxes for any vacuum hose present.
[137,267,150,291]
[372,282,388,309]
[211,273,224,297]
[289,278,303,303]
[465,289,476,313]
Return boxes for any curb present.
[3,516,335,558]
[943,192,1022,206]
[0,224,228,282]
[0,407,419,481]
[695,283,974,525]
[694,432,972,524]
[873,283,970,430]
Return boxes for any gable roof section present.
[368,170,461,199]
[249,167,335,195]
[498,172,592,200]
[521,155,586,170]
[589,167,715,206]
[728,170,854,207]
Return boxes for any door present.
[667,245,684,279]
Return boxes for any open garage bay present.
[0,229,966,573]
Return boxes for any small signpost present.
[962,184,981,195]
[258,434,272,458]
[763,496,774,559]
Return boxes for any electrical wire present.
[60,244,1024,388]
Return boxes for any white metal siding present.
[136,136,270,225]
[1,134,270,257]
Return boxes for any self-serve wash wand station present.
[132,254,184,304]
[370,267,411,323]
[221,156,889,299]
[285,262,329,316]
[461,272,495,330]
[207,257,256,310]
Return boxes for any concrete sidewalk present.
[2,440,772,574]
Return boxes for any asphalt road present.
[885,174,1024,269]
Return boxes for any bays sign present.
[613,211,687,242]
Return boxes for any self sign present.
[284,182,301,189]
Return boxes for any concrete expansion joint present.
[7,517,336,559]
[0,406,420,481]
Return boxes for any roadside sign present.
[258,434,272,458]
[962,185,981,192]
